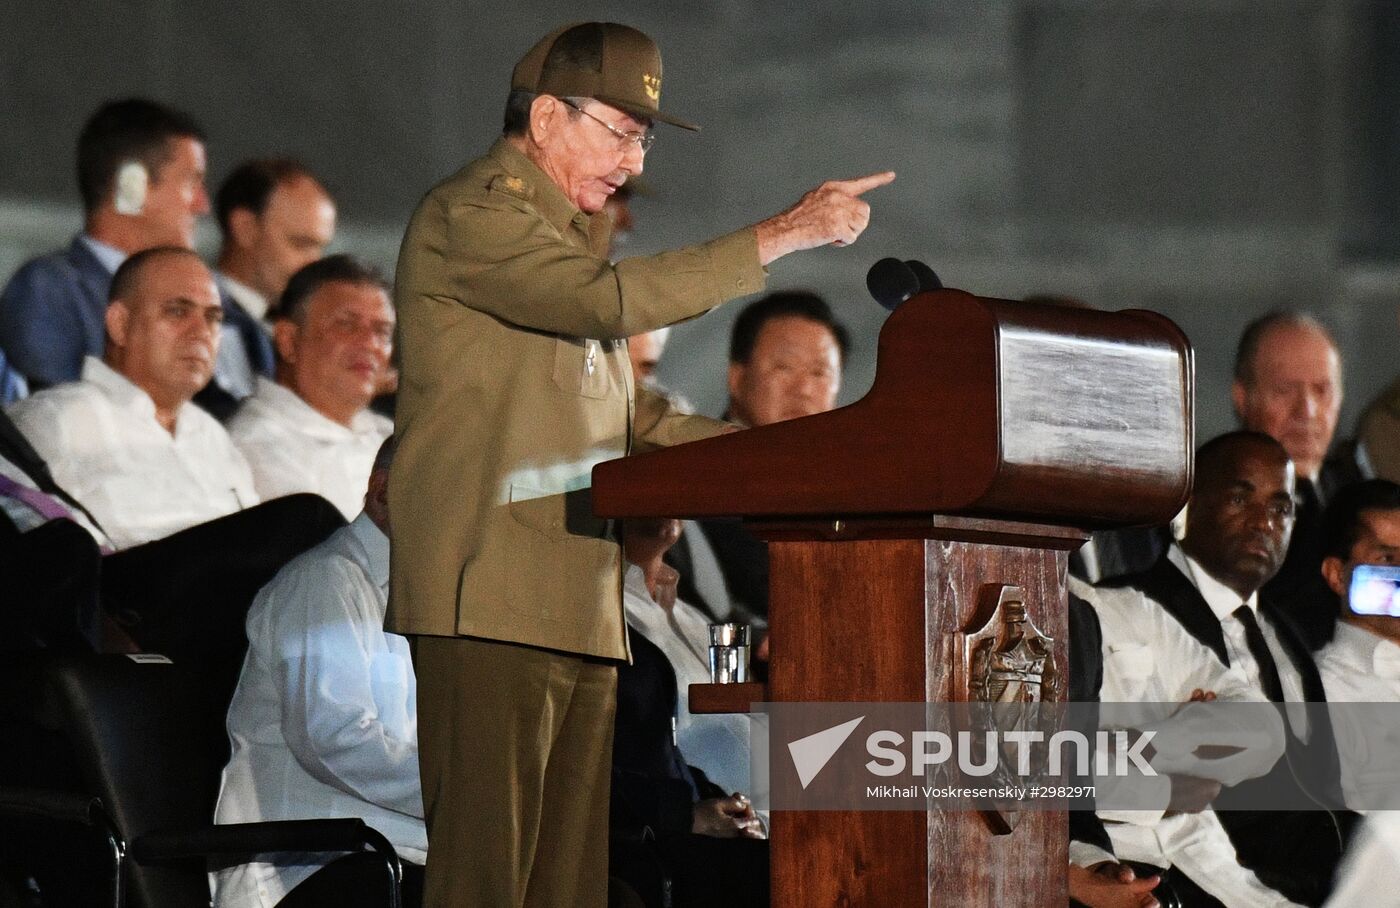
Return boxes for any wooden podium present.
[592,289,1193,907]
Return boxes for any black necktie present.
[1233,605,1286,703]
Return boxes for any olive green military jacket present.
[386,139,766,660]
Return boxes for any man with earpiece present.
[0,98,209,394]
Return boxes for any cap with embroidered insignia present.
[510,22,699,131]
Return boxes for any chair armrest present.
[0,787,108,827]
[132,818,397,866]
[0,787,124,908]
[134,819,402,908]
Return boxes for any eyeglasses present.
[560,98,655,153]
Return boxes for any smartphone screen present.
[1348,564,1400,617]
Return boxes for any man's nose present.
[356,324,392,353]
[192,184,211,215]
[1250,503,1283,532]
[621,143,645,176]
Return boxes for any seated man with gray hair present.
[229,255,394,520]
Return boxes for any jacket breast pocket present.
[552,337,611,399]
[508,484,564,536]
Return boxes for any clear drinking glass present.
[708,622,750,684]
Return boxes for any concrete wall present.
[3,0,1397,441]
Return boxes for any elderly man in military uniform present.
[389,20,893,908]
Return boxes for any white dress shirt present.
[228,378,392,520]
[7,357,258,549]
[1071,578,1298,907]
[1317,621,1400,810]
[1177,547,1310,737]
[623,565,754,800]
[1326,811,1400,906]
[213,514,424,907]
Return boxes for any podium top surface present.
[594,290,1193,528]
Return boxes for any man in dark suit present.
[0,99,209,391]
[1106,431,1354,906]
[196,158,337,419]
[668,292,850,624]
[1231,312,1363,649]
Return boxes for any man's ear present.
[274,319,299,365]
[105,301,131,348]
[365,467,390,521]
[1230,380,1248,421]
[727,362,744,401]
[227,207,261,251]
[1321,555,1348,599]
[528,94,561,146]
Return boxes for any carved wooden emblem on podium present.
[956,584,1061,705]
[949,584,1062,833]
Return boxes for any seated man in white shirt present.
[8,246,257,549]
[228,255,394,519]
[4,248,343,678]
[1073,575,1297,907]
[1315,479,1400,810]
[1103,431,1357,906]
[214,435,425,908]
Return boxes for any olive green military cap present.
[511,22,699,131]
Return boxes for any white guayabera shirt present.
[7,356,258,549]
[213,513,425,908]
[1072,577,1302,908]
[228,378,392,520]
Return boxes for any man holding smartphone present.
[1315,479,1400,810]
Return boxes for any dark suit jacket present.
[611,627,723,836]
[1067,594,1115,859]
[193,285,277,422]
[1265,448,1365,651]
[696,519,769,620]
[1108,554,1354,906]
[0,236,112,389]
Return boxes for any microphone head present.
[866,258,920,311]
[904,260,943,293]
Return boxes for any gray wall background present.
[4,0,1399,441]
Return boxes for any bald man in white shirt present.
[4,248,343,686]
[8,247,256,549]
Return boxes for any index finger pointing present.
[833,170,897,195]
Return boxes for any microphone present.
[866,258,944,311]
[905,259,942,293]
[866,258,919,311]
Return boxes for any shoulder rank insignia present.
[491,174,532,200]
